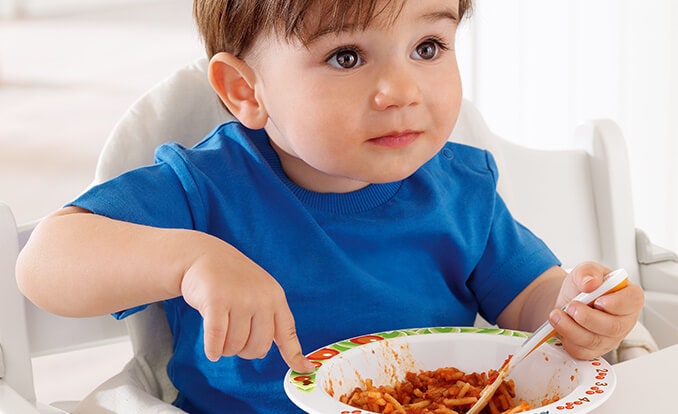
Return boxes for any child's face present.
[249,0,462,193]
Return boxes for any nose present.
[372,63,422,111]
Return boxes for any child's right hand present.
[17,207,315,374]
[180,239,315,374]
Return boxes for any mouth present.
[369,130,421,148]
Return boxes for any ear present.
[208,52,268,129]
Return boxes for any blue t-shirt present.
[71,122,559,413]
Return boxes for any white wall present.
[457,0,678,253]
[0,0,154,18]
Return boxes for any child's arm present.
[16,206,315,373]
[496,263,644,360]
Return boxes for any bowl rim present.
[284,326,616,414]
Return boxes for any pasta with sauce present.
[340,366,532,414]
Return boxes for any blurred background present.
[0,0,202,405]
[1,0,676,405]
[454,0,677,256]
[0,0,202,224]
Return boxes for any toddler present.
[17,1,644,413]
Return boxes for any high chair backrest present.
[92,59,234,185]
[451,103,640,279]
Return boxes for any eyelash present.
[325,45,365,70]
[324,36,451,70]
[424,36,450,54]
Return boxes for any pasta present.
[339,366,531,414]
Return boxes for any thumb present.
[570,262,610,293]
[274,308,315,373]
[557,263,611,308]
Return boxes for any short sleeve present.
[469,192,560,323]
[69,162,196,229]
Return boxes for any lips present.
[369,130,421,148]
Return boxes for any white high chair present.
[1,58,677,413]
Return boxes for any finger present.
[564,301,627,339]
[549,308,607,359]
[222,309,253,356]
[593,284,645,316]
[202,307,229,362]
[569,262,610,293]
[238,312,275,360]
[274,308,315,373]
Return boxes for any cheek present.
[269,99,349,163]
[279,83,358,139]
[267,79,336,126]
[426,73,462,129]
[284,107,359,169]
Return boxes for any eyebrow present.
[420,8,460,24]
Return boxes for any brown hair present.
[193,0,473,58]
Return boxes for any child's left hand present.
[550,262,645,360]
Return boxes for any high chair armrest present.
[637,228,678,264]
[636,228,678,294]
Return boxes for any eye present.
[327,47,363,69]
[412,38,447,60]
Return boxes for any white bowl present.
[284,327,615,414]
